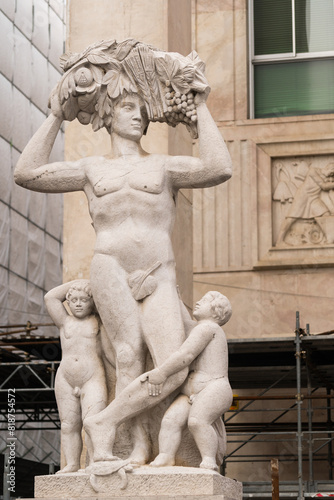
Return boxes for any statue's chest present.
[87,164,165,197]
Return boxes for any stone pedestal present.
[33,467,242,500]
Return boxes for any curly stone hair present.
[66,280,93,302]
[205,291,232,326]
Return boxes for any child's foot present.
[150,453,175,467]
[56,464,80,474]
[199,457,218,471]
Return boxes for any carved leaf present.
[107,72,136,99]
[182,64,195,83]
[59,77,69,103]
[87,51,111,65]
[67,71,76,95]
[187,50,206,74]
[154,56,169,82]
[62,96,78,122]
[95,87,109,118]
[103,70,120,87]
[91,112,104,131]
[114,38,139,61]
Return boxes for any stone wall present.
[193,0,334,340]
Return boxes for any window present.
[249,0,334,118]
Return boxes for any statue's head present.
[108,91,149,139]
[193,291,232,326]
[66,280,95,319]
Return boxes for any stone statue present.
[44,280,107,473]
[14,39,233,466]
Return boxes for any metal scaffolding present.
[1,318,334,498]
[225,313,334,499]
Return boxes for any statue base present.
[32,466,242,499]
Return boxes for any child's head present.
[194,291,232,326]
[66,280,95,318]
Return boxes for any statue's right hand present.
[48,85,64,120]
[140,369,166,397]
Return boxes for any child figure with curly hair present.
[45,280,107,473]
[145,291,233,471]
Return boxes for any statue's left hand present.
[48,85,64,120]
[194,86,211,106]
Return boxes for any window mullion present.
[249,0,255,119]
[292,0,296,56]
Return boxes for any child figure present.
[44,280,108,473]
[143,291,233,471]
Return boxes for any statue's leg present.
[89,253,148,462]
[187,379,232,471]
[151,394,189,466]
[81,376,108,465]
[85,260,188,462]
[55,373,82,473]
[140,278,186,365]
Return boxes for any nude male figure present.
[44,280,107,472]
[15,82,232,462]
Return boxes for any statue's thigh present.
[90,254,141,344]
[141,281,185,364]
[190,380,232,425]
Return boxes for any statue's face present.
[193,294,212,321]
[112,94,148,140]
[68,290,94,319]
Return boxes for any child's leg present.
[55,374,82,473]
[151,394,190,466]
[81,375,108,464]
[187,379,232,471]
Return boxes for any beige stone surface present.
[35,467,242,498]
[193,268,334,339]
[28,497,237,500]
[195,0,247,123]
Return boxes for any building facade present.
[193,0,334,340]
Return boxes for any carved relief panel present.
[272,156,334,247]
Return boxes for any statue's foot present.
[199,457,218,471]
[56,464,80,474]
[84,417,116,463]
[128,450,149,466]
[128,441,150,465]
[150,453,175,467]
[92,452,118,462]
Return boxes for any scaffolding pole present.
[295,312,304,499]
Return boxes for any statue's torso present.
[84,154,177,269]
[59,316,103,386]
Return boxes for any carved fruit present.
[77,111,91,125]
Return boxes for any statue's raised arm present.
[14,87,87,193]
[166,88,232,190]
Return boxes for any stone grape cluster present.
[164,86,197,126]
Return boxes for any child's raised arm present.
[44,280,80,328]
